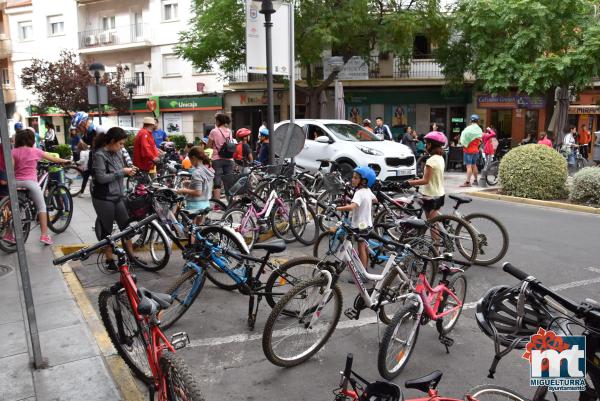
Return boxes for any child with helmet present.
[234,128,254,167]
[335,166,378,269]
[257,127,270,165]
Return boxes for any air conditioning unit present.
[84,35,98,46]
[99,31,115,44]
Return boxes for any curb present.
[469,191,600,215]
[52,246,146,401]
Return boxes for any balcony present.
[227,66,303,84]
[122,75,151,96]
[78,24,151,53]
[393,58,444,79]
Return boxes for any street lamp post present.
[125,81,136,127]
[88,62,105,125]
[258,0,275,165]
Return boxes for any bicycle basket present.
[323,173,345,194]
[126,192,151,219]
[223,173,250,197]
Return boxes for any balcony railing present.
[227,66,303,83]
[393,58,444,79]
[78,24,150,49]
[122,75,151,96]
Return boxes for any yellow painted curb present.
[469,191,600,215]
[52,246,146,401]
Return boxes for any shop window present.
[525,110,539,141]
[430,107,447,133]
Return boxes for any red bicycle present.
[335,353,481,401]
[377,239,468,379]
[53,214,204,401]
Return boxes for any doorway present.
[490,110,512,140]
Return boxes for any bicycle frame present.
[413,271,462,321]
[239,189,289,234]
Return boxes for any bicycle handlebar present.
[53,214,158,265]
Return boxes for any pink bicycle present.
[377,243,468,379]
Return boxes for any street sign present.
[87,85,108,105]
[246,0,291,75]
[271,123,305,159]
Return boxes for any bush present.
[124,134,135,158]
[54,143,72,159]
[569,167,600,207]
[169,134,187,151]
[499,144,567,200]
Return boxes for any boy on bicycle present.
[335,166,377,269]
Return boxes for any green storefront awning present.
[130,97,222,113]
[345,88,471,105]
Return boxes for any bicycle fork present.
[306,270,334,329]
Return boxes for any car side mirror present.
[316,135,331,144]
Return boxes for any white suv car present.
[277,119,416,180]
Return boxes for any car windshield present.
[325,123,382,142]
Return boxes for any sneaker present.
[2,232,15,244]
[40,235,54,245]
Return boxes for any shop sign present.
[160,97,222,111]
[477,95,545,109]
[240,92,267,105]
[569,105,600,114]
[323,56,369,80]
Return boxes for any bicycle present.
[377,239,468,379]
[0,162,73,253]
[471,262,600,401]
[334,353,482,401]
[261,222,443,367]
[53,214,205,401]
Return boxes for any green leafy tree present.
[437,0,600,137]
[177,0,447,117]
[20,50,130,116]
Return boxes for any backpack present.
[233,143,244,161]
[217,129,236,158]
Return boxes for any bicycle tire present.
[160,350,205,401]
[0,196,32,253]
[316,191,342,232]
[435,273,467,335]
[270,201,299,243]
[98,288,153,383]
[463,212,509,266]
[468,385,528,401]
[207,198,227,223]
[262,275,342,367]
[128,223,171,272]
[485,162,499,186]
[202,225,249,291]
[264,256,322,310]
[377,302,421,379]
[221,207,258,249]
[160,268,206,330]
[46,185,73,234]
[290,202,319,245]
[63,166,84,196]
[427,214,479,265]
[374,205,419,242]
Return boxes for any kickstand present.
[247,294,262,331]
[148,384,155,401]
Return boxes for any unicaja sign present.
[522,328,586,392]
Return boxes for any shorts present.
[212,159,234,189]
[422,195,445,213]
[185,200,210,211]
[463,152,479,165]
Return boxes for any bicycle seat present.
[177,171,191,177]
[404,370,442,393]
[253,239,286,254]
[398,218,427,229]
[449,194,472,205]
[362,381,403,401]
[137,288,173,316]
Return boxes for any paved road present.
[64,194,600,400]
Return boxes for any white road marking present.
[186,268,600,349]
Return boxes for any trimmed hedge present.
[569,167,600,207]
[55,143,72,159]
[499,144,567,200]
[169,134,188,151]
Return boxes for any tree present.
[437,0,600,138]
[20,50,130,116]
[177,0,447,117]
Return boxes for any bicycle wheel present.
[312,230,352,262]
[127,223,171,272]
[262,276,342,367]
[264,256,322,310]
[378,237,438,325]
[46,185,73,234]
[160,351,205,401]
[485,162,499,186]
[63,166,84,196]
[221,207,258,249]
[377,303,421,379]
[468,385,528,401]
[374,205,418,242]
[462,213,509,266]
[98,288,152,383]
[207,198,227,223]
[160,268,206,330]
[202,225,248,291]
[0,197,32,253]
[435,273,467,335]
[427,214,478,265]
[291,202,319,245]
[316,191,342,232]
[270,201,301,243]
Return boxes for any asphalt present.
[3,172,600,400]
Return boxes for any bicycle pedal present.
[170,332,190,350]
[344,308,360,320]
[439,335,454,353]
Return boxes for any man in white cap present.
[134,117,160,174]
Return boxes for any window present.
[162,0,179,21]
[18,21,33,41]
[47,15,64,36]
[162,54,181,77]
[135,71,145,86]
[1,68,10,86]
[102,16,116,31]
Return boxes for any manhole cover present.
[0,264,13,278]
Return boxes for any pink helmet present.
[424,131,447,146]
